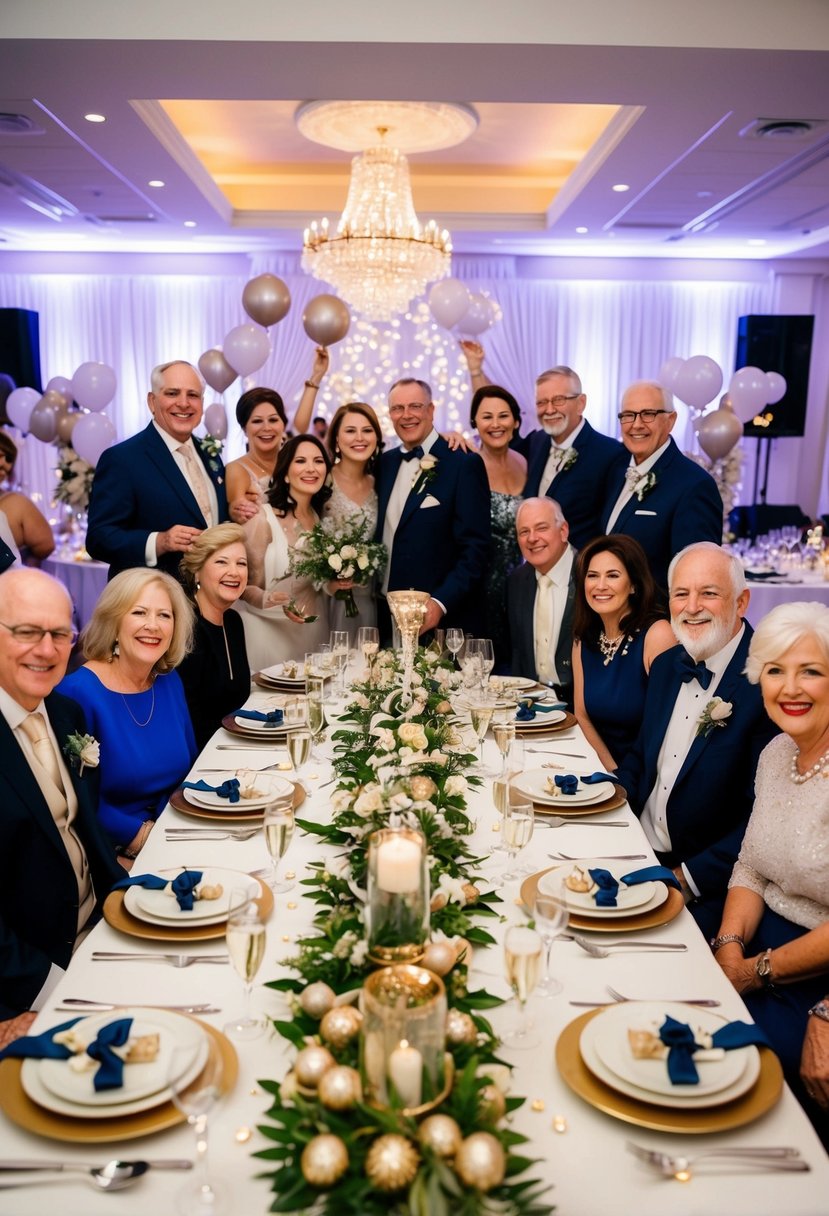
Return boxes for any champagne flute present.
[446,627,464,667]
[502,924,542,1049]
[492,718,516,780]
[168,1040,226,1214]
[330,629,349,696]
[305,674,326,759]
[469,693,497,771]
[459,637,482,692]
[287,724,312,786]
[501,787,534,882]
[263,797,295,893]
[224,892,266,1040]
[356,625,379,680]
[477,637,495,693]
[533,878,569,997]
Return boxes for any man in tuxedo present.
[0,568,121,1029]
[602,380,723,589]
[87,360,246,580]
[506,497,576,706]
[616,543,777,933]
[376,377,490,642]
[460,342,625,548]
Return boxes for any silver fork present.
[626,1141,807,1177]
[536,817,628,829]
[566,934,688,957]
[193,763,286,773]
[56,999,220,1013]
[165,828,261,841]
[91,952,228,967]
[547,852,647,861]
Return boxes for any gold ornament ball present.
[319,1005,363,1049]
[455,1132,506,1192]
[294,1044,336,1090]
[300,981,336,1019]
[478,1083,507,1124]
[318,1065,362,1111]
[365,1133,421,1192]
[418,1114,463,1159]
[445,1008,477,1046]
[301,1133,349,1187]
[421,941,458,977]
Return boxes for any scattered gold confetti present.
[309,773,319,780]
[235,1126,252,1143]
[287,901,297,910]
[531,1099,545,1112]
[282,934,291,942]
[277,762,292,770]
[552,1115,567,1133]
[285,871,296,879]
[492,822,501,833]
[249,1087,260,1096]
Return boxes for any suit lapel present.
[397,436,448,532]
[143,425,207,523]
[377,448,403,533]
[194,439,228,519]
[675,628,752,786]
[613,439,677,531]
[0,711,67,858]
[526,433,550,495]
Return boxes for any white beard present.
[672,614,735,661]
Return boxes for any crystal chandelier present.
[301,141,452,321]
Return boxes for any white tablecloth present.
[1,690,827,1215]
[744,571,829,625]
[41,554,108,631]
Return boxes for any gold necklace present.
[120,685,155,727]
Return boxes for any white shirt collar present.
[536,545,574,589]
[152,419,197,454]
[552,419,585,452]
[627,437,671,476]
[0,685,48,731]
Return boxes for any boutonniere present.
[63,731,100,776]
[198,435,223,473]
[559,447,578,473]
[635,471,657,501]
[412,453,439,495]
[695,697,732,738]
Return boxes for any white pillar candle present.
[388,1039,422,1108]
[376,835,421,893]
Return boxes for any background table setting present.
[0,660,827,1216]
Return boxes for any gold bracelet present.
[304,380,320,390]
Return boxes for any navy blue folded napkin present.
[516,699,567,721]
[553,771,616,795]
[181,777,241,803]
[114,869,204,911]
[587,864,682,907]
[235,707,284,727]
[0,1016,134,1091]
[659,1014,770,1085]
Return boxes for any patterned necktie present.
[20,711,64,791]
[535,572,555,683]
[178,442,213,525]
[675,650,713,690]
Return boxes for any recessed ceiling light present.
[748,238,767,246]
[575,226,588,234]
[84,113,106,124]
[611,183,630,193]
[183,220,197,228]
[696,190,714,199]
[148,180,165,189]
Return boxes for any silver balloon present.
[198,349,237,394]
[242,274,291,328]
[28,398,59,443]
[302,294,350,347]
[697,403,743,461]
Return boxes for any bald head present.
[0,569,75,709]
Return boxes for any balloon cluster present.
[6,362,118,467]
[428,280,501,336]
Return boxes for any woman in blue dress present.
[58,567,196,862]
[572,534,675,770]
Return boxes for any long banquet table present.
[1,682,827,1216]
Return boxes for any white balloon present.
[6,386,39,431]
[428,279,470,329]
[73,413,116,467]
[223,324,272,376]
[457,292,493,336]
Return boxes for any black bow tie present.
[401,446,424,462]
[675,650,713,690]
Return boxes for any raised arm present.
[292,347,330,435]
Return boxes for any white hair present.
[150,361,204,394]
[745,601,829,684]
[515,496,565,528]
[668,542,746,598]
[621,379,675,414]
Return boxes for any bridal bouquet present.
[291,513,387,618]
[54,445,94,510]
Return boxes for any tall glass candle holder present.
[366,827,429,964]
[361,964,451,1116]
[387,589,430,705]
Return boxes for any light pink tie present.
[178,442,213,525]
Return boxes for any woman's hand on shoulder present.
[442,430,472,453]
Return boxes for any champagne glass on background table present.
[356,625,379,679]
[492,712,516,781]
[224,893,266,1040]
[446,628,464,667]
[305,674,327,759]
[502,924,543,1049]
[533,876,569,997]
[330,629,349,696]
[501,786,534,882]
[168,1040,226,1215]
[287,724,312,787]
[263,796,296,893]
[477,637,495,692]
[469,693,497,772]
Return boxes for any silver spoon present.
[0,1160,152,1191]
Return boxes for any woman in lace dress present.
[469,386,526,671]
[712,601,829,1143]
[236,436,332,669]
[324,403,383,640]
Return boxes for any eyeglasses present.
[617,409,671,425]
[536,394,581,409]
[388,401,431,416]
[0,622,79,647]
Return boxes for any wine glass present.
[501,786,534,882]
[168,1040,226,1214]
[533,877,569,997]
[502,924,543,1049]
[477,637,495,693]
[469,693,497,771]
[446,628,464,666]
[459,638,482,692]
[263,796,295,893]
[224,892,266,1040]
[356,625,379,680]
[329,629,349,696]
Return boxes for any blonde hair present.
[179,523,246,595]
[745,601,829,684]
[82,568,195,673]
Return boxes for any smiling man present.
[87,360,231,580]
[616,542,777,932]
[506,497,576,706]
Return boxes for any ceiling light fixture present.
[575,226,589,234]
[297,100,477,320]
[183,220,197,228]
[611,183,630,193]
[148,179,165,188]
[84,113,106,124]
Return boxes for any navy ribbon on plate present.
[553,771,616,795]
[0,1016,134,1091]
[516,699,567,721]
[587,864,682,908]
[235,708,284,727]
[114,869,204,911]
[181,777,241,803]
[659,1014,771,1085]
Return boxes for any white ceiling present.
[2,2,829,263]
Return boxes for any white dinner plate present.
[538,863,656,914]
[539,866,670,919]
[488,676,537,694]
[582,1002,757,1102]
[259,662,305,684]
[25,1009,207,1117]
[183,772,294,811]
[233,714,290,735]
[125,867,258,926]
[513,709,567,730]
[512,769,615,806]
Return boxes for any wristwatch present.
[754,949,774,988]
[808,998,829,1023]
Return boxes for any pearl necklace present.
[789,745,829,784]
[598,632,631,667]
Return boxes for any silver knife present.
[0,1160,193,1171]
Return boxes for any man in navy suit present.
[376,377,490,642]
[460,343,625,549]
[616,543,777,933]
[87,360,245,580]
[602,380,723,590]
[0,569,120,1031]
[506,497,576,707]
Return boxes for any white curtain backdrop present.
[0,261,778,514]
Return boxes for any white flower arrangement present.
[696,697,733,738]
[54,447,94,511]
[63,731,99,776]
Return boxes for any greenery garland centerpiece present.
[256,647,554,1215]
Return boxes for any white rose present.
[445,775,468,796]
[327,553,343,572]
[389,792,413,811]
[80,739,100,768]
[354,788,384,815]
[331,790,353,813]
[357,554,369,571]
[398,723,428,751]
[436,873,467,904]
[341,545,357,559]
[341,564,354,578]
[373,727,396,751]
[709,698,733,722]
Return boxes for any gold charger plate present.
[103,876,274,942]
[514,709,577,735]
[531,784,627,818]
[0,1019,237,1144]
[169,781,305,823]
[520,866,684,933]
[556,1009,782,1133]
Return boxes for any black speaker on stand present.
[0,309,43,421]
